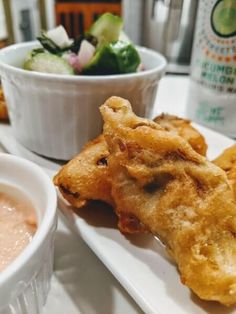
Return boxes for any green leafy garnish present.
[38,32,98,55]
[30,48,45,57]
[37,33,69,55]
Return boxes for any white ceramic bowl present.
[0,42,167,160]
[0,153,57,314]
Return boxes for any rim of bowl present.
[0,41,167,82]
[0,153,57,286]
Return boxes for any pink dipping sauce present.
[0,184,37,271]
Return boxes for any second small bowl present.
[0,42,166,160]
[0,153,57,314]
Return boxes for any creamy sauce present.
[0,184,37,271]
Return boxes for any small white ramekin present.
[0,153,57,314]
[0,42,166,160]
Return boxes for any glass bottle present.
[186,0,236,137]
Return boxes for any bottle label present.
[187,81,236,136]
[191,0,236,94]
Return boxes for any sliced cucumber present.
[82,45,118,75]
[82,41,141,75]
[111,41,141,73]
[89,13,123,46]
[24,52,74,75]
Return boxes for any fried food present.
[54,113,207,209]
[213,144,236,199]
[100,96,236,305]
[54,135,113,207]
[154,114,207,156]
[0,88,8,121]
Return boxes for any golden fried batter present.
[54,113,207,209]
[213,144,236,199]
[0,88,8,121]
[54,135,113,207]
[100,96,236,306]
[154,114,207,156]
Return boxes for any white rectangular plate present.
[0,123,235,314]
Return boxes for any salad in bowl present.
[24,13,141,76]
[0,12,166,160]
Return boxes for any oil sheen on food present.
[0,184,37,271]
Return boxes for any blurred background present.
[0,0,199,74]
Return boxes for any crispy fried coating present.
[54,135,113,207]
[154,114,207,156]
[213,144,236,199]
[0,88,8,121]
[54,113,207,209]
[100,96,236,305]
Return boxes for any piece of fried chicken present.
[154,114,207,156]
[0,88,8,121]
[100,96,236,306]
[213,144,236,199]
[54,135,113,207]
[54,114,207,208]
